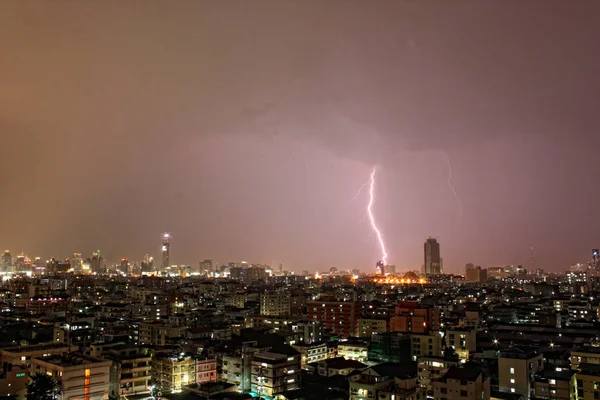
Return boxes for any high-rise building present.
[2,250,12,271]
[593,249,600,271]
[91,250,103,274]
[71,253,82,272]
[424,237,441,275]
[15,254,25,268]
[162,234,170,269]
[141,254,154,273]
[119,258,129,274]
[199,259,213,275]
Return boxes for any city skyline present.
[1,2,600,272]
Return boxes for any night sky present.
[1,1,599,273]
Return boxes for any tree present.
[443,346,459,362]
[26,373,58,400]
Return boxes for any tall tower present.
[424,237,441,275]
[162,233,170,269]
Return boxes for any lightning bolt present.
[444,152,463,217]
[367,166,388,265]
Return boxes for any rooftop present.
[36,353,107,367]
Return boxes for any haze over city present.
[1,1,599,272]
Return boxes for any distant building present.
[71,253,82,272]
[199,259,213,275]
[424,238,441,275]
[2,250,11,271]
[466,266,488,282]
[141,254,154,273]
[162,233,170,269]
[91,250,103,274]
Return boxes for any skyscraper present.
[2,250,12,271]
[142,254,154,273]
[71,253,82,272]
[424,237,441,275]
[162,233,170,269]
[91,250,103,274]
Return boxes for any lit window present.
[510,368,515,374]
[510,379,515,384]
[85,369,91,377]
[511,388,515,393]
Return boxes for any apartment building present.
[306,298,361,338]
[151,352,196,394]
[432,362,490,400]
[250,351,301,398]
[106,346,151,399]
[358,318,389,338]
[260,293,291,316]
[292,341,328,368]
[31,353,111,400]
[498,348,543,398]
[445,328,477,361]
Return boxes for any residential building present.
[417,356,461,393]
[31,353,111,400]
[350,362,419,400]
[410,333,443,360]
[432,362,490,400]
[498,348,543,398]
[106,346,151,399]
[445,328,476,361]
[533,370,575,400]
[292,341,328,368]
[250,351,301,398]
[260,293,291,316]
[195,357,217,384]
[390,302,440,333]
[358,318,389,338]
[306,298,361,338]
[338,340,369,363]
[151,352,196,394]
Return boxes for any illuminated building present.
[445,328,476,361]
[14,254,25,271]
[106,347,152,399]
[260,293,291,316]
[119,258,129,274]
[465,266,487,282]
[141,254,154,273]
[195,357,217,384]
[375,260,385,275]
[162,233,170,269]
[291,342,328,368]
[424,237,441,274]
[251,350,301,398]
[307,298,361,338]
[390,301,440,333]
[31,353,111,400]
[2,250,11,271]
[199,259,213,275]
[151,352,195,394]
[71,252,82,272]
[498,348,543,398]
[91,250,103,274]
